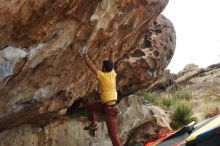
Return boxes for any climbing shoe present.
[83,124,97,131]
[84,124,97,137]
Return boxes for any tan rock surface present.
[117,14,176,96]
[0,0,175,132]
[0,95,171,146]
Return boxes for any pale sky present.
[163,0,220,73]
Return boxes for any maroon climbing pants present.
[85,101,121,146]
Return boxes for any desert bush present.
[174,91,192,101]
[162,97,174,108]
[135,92,157,103]
[171,103,196,128]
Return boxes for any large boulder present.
[116,14,176,96]
[146,69,176,92]
[0,95,171,146]
[0,0,175,131]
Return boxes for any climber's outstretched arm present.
[84,54,98,74]
[109,47,115,64]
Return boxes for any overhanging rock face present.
[116,14,176,96]
[0,0,175,131]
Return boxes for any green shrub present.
[171,104,196,128]
[162,97,174,108]
[136,92,156,103]
[135,92,145,97]
[174,91,192,101]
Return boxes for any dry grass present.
[135,90,196,129]
[135,82,220,128]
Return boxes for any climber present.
[80,47,121,146]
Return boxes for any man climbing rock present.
[80,47,121,146]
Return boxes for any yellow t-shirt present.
[97,69,117,104]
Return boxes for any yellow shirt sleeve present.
[97,70,104,79]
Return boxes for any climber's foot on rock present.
[84,124,97,137]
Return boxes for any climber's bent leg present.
[85,101,104,128]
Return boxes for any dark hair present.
[102,60,113,72]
